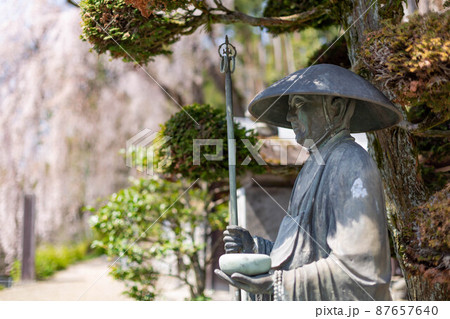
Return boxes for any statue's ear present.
[330,97,348,123]
[330,97,355,128]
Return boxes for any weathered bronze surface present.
[248,64,402,132]
[215,65,400,301]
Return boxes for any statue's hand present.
[214,269,274,294]
[223,225,255,253]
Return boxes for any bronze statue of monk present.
[215,64,402,301]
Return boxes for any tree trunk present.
[343,0,448,300]
[191,251,206,298]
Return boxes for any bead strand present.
[273,270,283,301]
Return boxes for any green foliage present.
[10,260,21,282]
[89,177,228,300]
[188,294,212,301]
[79,0,406,68]
[378,0,404,23]
[79,0,341,64]
[35,242,90,280]
[156,104,265,183]
[80,0,203,64]
[360,12,450,197]
[360,12,450,120]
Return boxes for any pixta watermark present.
[126,129,324,175]
[126,129,172,175]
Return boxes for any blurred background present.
[0,0,446,301]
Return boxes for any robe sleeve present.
[253,236,274,255]
[281,146,392,301]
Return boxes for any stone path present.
[0,257,131,301]
[0,256,230,301]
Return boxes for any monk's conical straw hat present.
[248,64,402,133]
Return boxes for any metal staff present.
[219,36,241,301]
[219,36,238,226]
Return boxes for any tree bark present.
[343,0,448,300]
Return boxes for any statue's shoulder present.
[330,139,377,171]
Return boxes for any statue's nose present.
[286,110,296,123]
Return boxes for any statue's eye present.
[289,96,306,110]
[293,99,304,109]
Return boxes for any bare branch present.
[66,0,79,7]
[397,120,420,131]
[413,130,450,138]
[211,5,327,27]
[398,113,449,136]
[212,0,230,13]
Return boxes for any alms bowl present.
[219,253,271,276]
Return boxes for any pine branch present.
[398,112,450,136]
[210,5,327,27]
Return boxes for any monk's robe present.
[254,131,392,301]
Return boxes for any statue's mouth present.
[291,123,305,137]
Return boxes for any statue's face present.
[286,95,327,146]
